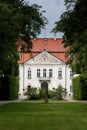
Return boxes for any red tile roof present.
[18,38,67,63]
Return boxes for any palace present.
[18,38,73,98]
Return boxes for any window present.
[70,71,73,78]
[58,70,62,78]
[37,69,40,77]
[43,69,46,77]
[49,69,52,77]
[70,85,72,92]
[28,70,31,78]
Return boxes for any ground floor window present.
[70,85,72,92]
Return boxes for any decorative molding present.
[25,51,65,65]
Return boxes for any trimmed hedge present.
[0,75,19,100]
[73,75,87,100]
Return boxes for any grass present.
[0,102,87,130]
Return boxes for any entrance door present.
[41,82,48,103]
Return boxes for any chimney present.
[54,33,57,40]
[33,38,37,40]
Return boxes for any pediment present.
[25,51,65,65]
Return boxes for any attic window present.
[44,58,46,60]
[43,57,47,61]
[42,53,48,61]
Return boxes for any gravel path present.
[0,98,87,106]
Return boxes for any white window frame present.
[43,69,46,77]
[37,69,40,77]
[28,69,31,78]
[58,69,62,79]
[49,69,52,77]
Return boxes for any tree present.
[0,0,47,75]
[53,0,87,74]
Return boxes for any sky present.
[24,0,66,38]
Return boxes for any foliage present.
[27,87,40,100]
[0,75,19,100]
[55,86,67,100]
[56,86,63,100]
[0,0,47,75]
[26,86,67,100]
[39,88,45,98]
[9,76,19,100]
[48,89,56,99]
[53,0,87,74]
[73,75,87,100]
[73,76,81,99]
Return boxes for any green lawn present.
[0,102,87,130]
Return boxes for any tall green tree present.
[0,0,47,75]
[53,0,87,74]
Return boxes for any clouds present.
[24,0,66,38]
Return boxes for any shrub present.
[39,88,45,98]
[26,86,67,101]
[0,75,19,100]
[56,86,63,100]
[73,75,87,100]
[9,76,19,100]
[73,76,81,99]
[27,87,40,100]
[48,90,56,99]
[52,86,67,100]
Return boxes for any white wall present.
[19,63,73,97]
[19,51,73,97]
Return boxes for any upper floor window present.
[28,69,31,78]
[49,69,52,77]
[58,70,62,78]
[37,69,40,77]
[43,69,46,77]
[70,71,73,78]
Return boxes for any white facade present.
[19,51,73,97]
